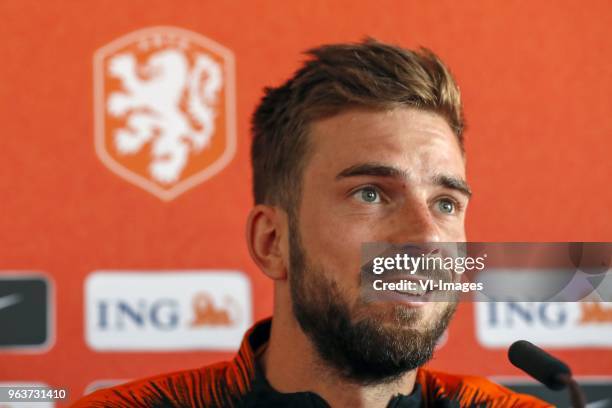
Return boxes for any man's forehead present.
[306,107,465,178]
[310,107,456,140]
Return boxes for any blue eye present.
[356,187,381,204]
[437,198,455,214]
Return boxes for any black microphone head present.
[508,340,571,390]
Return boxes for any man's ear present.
[246,204,288,281]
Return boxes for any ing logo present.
[190,292,241,327]
[93,26,236,200]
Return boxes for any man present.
[73,39,549,407]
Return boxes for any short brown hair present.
[251,38,463,212]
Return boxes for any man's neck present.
[260,307,417,408]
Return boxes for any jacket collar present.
[233,317,428,408]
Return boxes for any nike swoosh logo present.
[0,293,23,311]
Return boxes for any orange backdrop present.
[0,0,610,406]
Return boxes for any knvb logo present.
[475,301,612,348]
[0,274,52,351]
[93,27,236,200]
[85,271,251,350]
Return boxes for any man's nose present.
[386,199,441,244]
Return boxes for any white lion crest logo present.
[94,27,236,200]
[107,50,221,183]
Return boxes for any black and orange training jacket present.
[72,318,551,407]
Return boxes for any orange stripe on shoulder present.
[417,367,553,408]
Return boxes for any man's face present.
[289,107,469,384]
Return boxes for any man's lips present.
[377,289,432,307]
[383,274,430,296]
[367,274,438,307]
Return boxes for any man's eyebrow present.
[335,163,472,198]
[335,163,406,180]
[433,174,472,198]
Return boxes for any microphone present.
[508,340,586,407]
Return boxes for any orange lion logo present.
[190,292,240,327]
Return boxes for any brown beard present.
[288,214,457,386]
